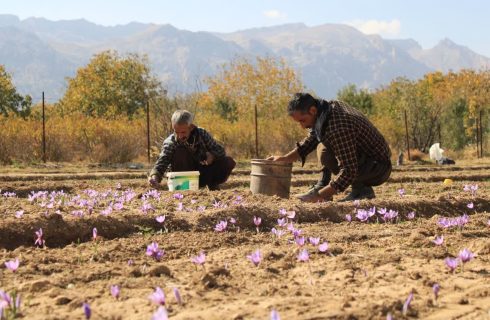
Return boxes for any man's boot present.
[339,184,375,202]
[296,168,331,201]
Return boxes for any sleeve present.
[149,135,176,182]
[296,129,320,166]
[327,128,358,192]
[200,128,226,158]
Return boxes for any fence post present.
[480,109,484,157]
[254,104,258,158]
[404,109,411,161]
[147,100,151,164]
[42,91,46,163]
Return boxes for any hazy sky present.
[2,0,490,56]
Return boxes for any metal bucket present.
[250,159,293,198]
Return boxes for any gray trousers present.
[316,143,392,188]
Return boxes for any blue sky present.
[2,0,490,56]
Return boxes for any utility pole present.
[42,92,46,163]
[404,110,411,161]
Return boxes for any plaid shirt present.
[149,126,226,182]
[296,100,391,192]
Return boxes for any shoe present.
[296,185,322,201]
[339,186,375,202]
[208,184,220,191]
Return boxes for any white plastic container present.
[166,171,200,191]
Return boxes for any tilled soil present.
[0,164,489,320]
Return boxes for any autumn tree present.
[58,50,163,118]
[0,65,32,118]
[199,57,305,157]
[337,84,374,116]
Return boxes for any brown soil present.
[0,163,489,319]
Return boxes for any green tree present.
[337,84,374,115]
[58,50,163,118]
[0,65,32,118]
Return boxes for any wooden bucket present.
[250,159,292,198]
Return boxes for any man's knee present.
[317,143,339,174]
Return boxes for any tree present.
[0,65,32,118]
[336,84,374,115]
[58,50,163,118]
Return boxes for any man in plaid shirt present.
[148,110,236,190]
[269,93,392,202]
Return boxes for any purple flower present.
[271,228,285,238]
[386,313,393,320]
[271,309,281,320]
[173,193,184,200]
[432,235,444,246]
[176,202,184,211]
[191,252,206,266]
[467,202,474,209]
[152,306,168,320]
[101,206,113,216]
[295,236,306,247]
[173,288,183,305]
[433,283,440,301]
[5,259,19,272]
[113,202,124,211]
[406,211,416,220]
[149,287,166,305]
[279,208,287,216]
[92,228,97,241]
[34,228,45,247]
[146,242,164,261]
[277,218,287,227]
[15,210,24,218]
[197,205,206,212]
[229,217,237,224]
[318,242,329,253]
[402,292,413,316]
[140,202,154,214]
[156,215,166,224]
[247,249,262,266]
[445,257,459,272]
[297,249,309,262]
[345,214,352,222]
[398,188,405,197]
[356,209,370,222]
[308,237,320,246]
[458,248,475,263]
[110,285,120,300]
[253,216,262,226]
[353,199,360,207]
[127,259,134,266]
[83,302,91,319]
[214,220,228,232]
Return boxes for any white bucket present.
[166,171,200,191]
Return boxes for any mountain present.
[1,14,489,100]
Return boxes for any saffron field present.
[0,162,489,320]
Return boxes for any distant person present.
[148,110,236,190]
[268,93,392,202]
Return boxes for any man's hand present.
[148,175,160,188]
[297,190,333,203]
[200,152,215,166]
[266,155,289,162]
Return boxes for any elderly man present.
[148,110,236,190]
[268,93,392,202]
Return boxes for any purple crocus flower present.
[4,259,19,272]
[146,242,164,261]
[432,283,440,301]
[229,217,237,224]
[253,216,262,226]
[277,218,287,227]
[356,209,370,222]
[34,228,45,247]
[297,249,309,262]
[173,193,184,200]
[398,188,405,197]
[295,236,306,247]
[432,235,444,246]
[292,228,302,238]
[247,249,262,266]
[309,237,320,246]
[156,216,166,224]
[271,228,285,238]
[214,220,228,232]
[458,248,475,263]
[110,285,120,299]
[386,313,393,320]
[149,287,166,305]
[467,202,474,209]
[191,252,206,266]
[278,208,287,216]
[176,202,184,211]
[270,309,281,320]
[318,242,329,253]
[83,302,91,319]
[15,210,24,218]
[152,306,168,320]
[402,292,413,316]
[406,211,416,220]
[101,206,113,216]
[345,214,352,222]
[92,228,97,241]
[173,288,183,305]
[140,202,154,214]
[445,257,459,272]
[353,199,360,207]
